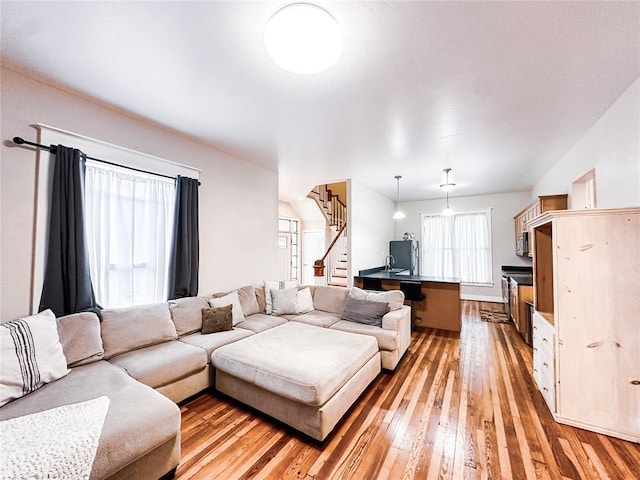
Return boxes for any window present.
[421,210,492,285]
[85,163,175,307]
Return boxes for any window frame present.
[419,208,493,286]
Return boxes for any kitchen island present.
[354,268,461,332]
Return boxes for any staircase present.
[307,185,346,230]
[307,184,349,287]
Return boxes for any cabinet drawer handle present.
[533,347,538,352]
[543,387,548,392]
[543,362,548,368]
[631,380,640,386]
[543,338,548,343]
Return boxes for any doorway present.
[302,230,324,285]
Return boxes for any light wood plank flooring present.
[175,301,640,479]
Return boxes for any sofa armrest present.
[382,305,411,331]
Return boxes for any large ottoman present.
[211,322,381,441]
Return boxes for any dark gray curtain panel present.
[39,145,98,317]
[168,176,199,299]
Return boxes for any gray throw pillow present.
[201,306,233,334]
[270,287,299,316]
[341,296,390,328]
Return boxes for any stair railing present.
[314,222,348,285]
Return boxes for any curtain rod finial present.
[12,137,25,144]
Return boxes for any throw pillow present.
[270,287,299,316]
[201,306,233,334]
[0,309,70,407]
[209,291,245,326]
[341,296,390,328]
[296,287,315,314]
[264,280,297,314]
[350,286,405,311]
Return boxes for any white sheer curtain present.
[421,210,492,284]
[85,164,175,308]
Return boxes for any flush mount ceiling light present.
[264,3,343,75]
[441,168,456,216]
[392,175,406,220]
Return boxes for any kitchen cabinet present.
[514,194,567,256]
[354,274,461,332]
[510,277,532,336]
[530,207,640,443]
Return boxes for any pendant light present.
[440,168,455,216]
[392,175,406,219]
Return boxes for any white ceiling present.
[2,1,639,203]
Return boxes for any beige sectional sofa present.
[0,284,411,479]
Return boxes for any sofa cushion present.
[312,285,350,314]
[209,291,244,326]
[201,306,233,334]
[0,361,180,480]
[168,296,209,337]
[237,285,261,316]
[211,322,378,407]
[330,320,400,351]
[56,311,104,367]
[108,341,207,389]
[350,287,405,311]
[341,296,390,328]
[0,310,70,407]
[235,313,287,333]
[179,328,254,360]
[289,310,341,328]
[255,286,267,313]
[101,303,177,359]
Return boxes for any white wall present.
[349,180,396,280]
[533,77,640,208]
[394,191,533,302]
[0,66,279,319]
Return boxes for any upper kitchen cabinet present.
[530,207,640,442]
[514,194,568,257]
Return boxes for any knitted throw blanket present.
[0,396,110,480]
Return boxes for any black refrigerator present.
[390,240,419,275]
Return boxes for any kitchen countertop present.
[355,267,461,284]
[508,273,533,286]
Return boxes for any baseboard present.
[460,294,503,303]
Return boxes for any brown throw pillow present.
[201,305,233,334]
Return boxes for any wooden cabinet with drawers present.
[530,207,640,443]
[532,311,555,412]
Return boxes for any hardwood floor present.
[175,301,640,479]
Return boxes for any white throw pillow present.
[264,280,297,315]
[209,291,245,326]
[0,309,70,407]
[350,286,404,311]
[296,287,315,314]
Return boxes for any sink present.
[385,268,408,273]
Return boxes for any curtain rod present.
[12,136,199,184]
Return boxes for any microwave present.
[516,232,529,256]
